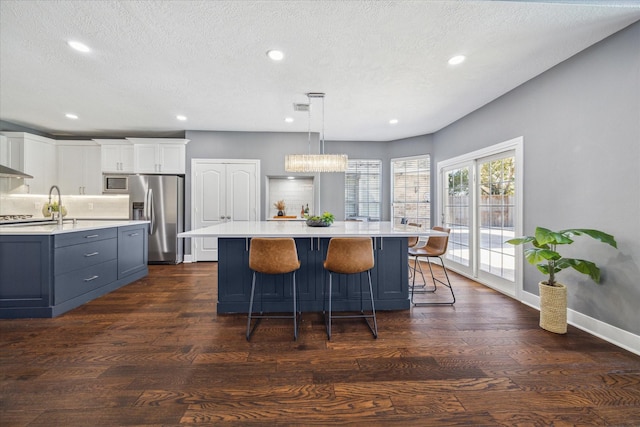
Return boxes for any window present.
[391,155,431,226]
[345,159,382,220]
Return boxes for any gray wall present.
[184,131,433,231]
[431,22,640,334]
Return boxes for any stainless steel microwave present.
[103,174,129,193]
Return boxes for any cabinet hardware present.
[84,275,99,282]
[84,252,99,257]
[128,233,139,237]
[84,234,99,239]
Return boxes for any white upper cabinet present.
[57,142,102,195]
[128,138,189,174]
[0,132,57,194]
[96,140,134,173]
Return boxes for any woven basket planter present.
[539,282,567,334]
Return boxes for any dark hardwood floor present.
[1,262,639,426]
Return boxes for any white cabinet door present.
[101,144,134,173]
[84,145,102,194]
[119,145,134,173]
[157,144,185,174]
[22,135,57,194]
[192,160,259,261]
[133,144,159,173]
[133,143,186,174]
[57,145,85,195]
[58,144,102,195]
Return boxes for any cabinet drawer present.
[55,228,117,248]
[55,238,117,275]
[54,259,117,304]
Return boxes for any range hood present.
[0,164,33,179]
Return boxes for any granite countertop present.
[0,220,149,235]
[179,221,445,238]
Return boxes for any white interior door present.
[192,159,259,261]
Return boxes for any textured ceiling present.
[1,0,639,141]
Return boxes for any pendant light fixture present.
[285,93,348,173]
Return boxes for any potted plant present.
[507,227,617,334]
[306,211,335,227]
[273,200,286,216]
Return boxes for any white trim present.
[436,136,524,300]
[520,290,640,356]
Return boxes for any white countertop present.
[179,221,444,238]
[0,220,149,235]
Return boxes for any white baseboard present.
[521,290,640,356]
[183,254,194,263]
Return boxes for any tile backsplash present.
[0,194,129,219]
[268,177,314,218]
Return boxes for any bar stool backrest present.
[249,238,300,274]
[324,237,374,274]
[426,226,451,256]
[407,223,422,248]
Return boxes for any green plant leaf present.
[559,258,601,283]
[560,229,618,249]
[535,227,573,245]
[524,248,560,264]
[506,236,534,245]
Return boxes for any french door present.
[438,138,522,297]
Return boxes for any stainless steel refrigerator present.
[128,174,184,264]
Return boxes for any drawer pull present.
[85,234,99,239]
[129,233,139,237]
[84,252,99,257]
[84,275,99,282]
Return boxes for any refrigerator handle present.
[147,188,156,235]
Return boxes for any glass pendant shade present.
[285,154,348,172]
[285,92,347,173]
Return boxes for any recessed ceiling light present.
[287,176,295,180]
[67,40,91,53]
[285,117,294,123]
[389,119,398,125]
[65,113,78,119]
[176,115,187,121]
[267,49,284,61]
[448,55,466,65]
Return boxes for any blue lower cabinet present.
[217,237,409,314]
[0,224,148,318]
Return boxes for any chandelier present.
[285,93,348,173]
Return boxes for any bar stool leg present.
[246,272,258,341]
[367,271,378,338]
[326,273,333,340]
[292,271,298,341]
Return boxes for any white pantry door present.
[192,159,259,261]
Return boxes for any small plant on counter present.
[306,211,335,226]
[273,200,286,216]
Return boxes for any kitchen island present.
[0,220,149,318]
[179,221,444,313]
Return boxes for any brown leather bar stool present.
[323,237,377,339]
[247,238,301,341]
[409,226,455,306]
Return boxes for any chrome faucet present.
[48,185,63,226]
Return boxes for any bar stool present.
[323,237,378,339]
[247,238,301,341]
[409,226,455,306]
